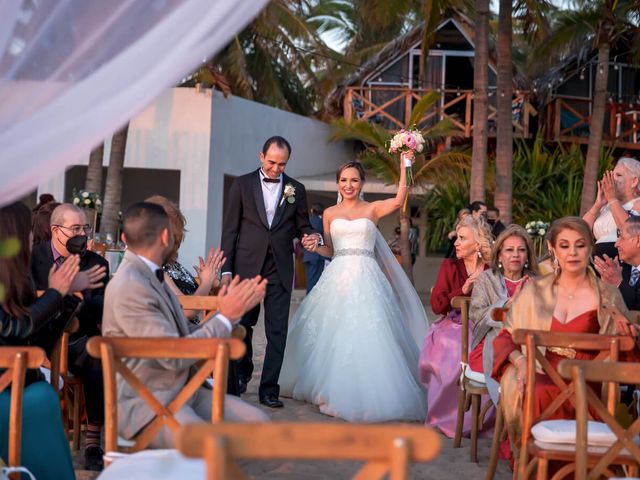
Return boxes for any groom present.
[220,136,320,408]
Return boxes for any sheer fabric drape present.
[0,0,268,205]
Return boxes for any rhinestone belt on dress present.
[333,248,375,258]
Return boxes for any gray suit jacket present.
[102,250,231,439]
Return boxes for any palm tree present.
[331,92,469,281]
[470,0,490,203]
[100,125,128,239]
[189,0,329,115]
[494,0,514,224]
[539,1,640,215]
[85,143,104,196]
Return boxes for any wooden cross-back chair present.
[0,347,46,470]
[558,359,640,480]
[36,290,84,451]
[85,336,245,455]
[177,422,442,480]
[451,296,492,463]
[176,296,246,340]
[512,329,634,480]
[485,306,510,480]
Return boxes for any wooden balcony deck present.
[547,96,640,151]
[343,86,536,138]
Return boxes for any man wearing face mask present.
[487,206,506,239]
[30,203,109,471]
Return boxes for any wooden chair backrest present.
[0,347,46,468]
[86,336,245,454]
[512,329,634,478]
[451,296,471,364]
[177,422,442,480]
[177,295,219,321]
[491,307,509,323]
[558,359,640,480]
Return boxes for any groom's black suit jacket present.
[221,169,315,291]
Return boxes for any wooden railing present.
[548,96,640,150]
[343,86,536,138]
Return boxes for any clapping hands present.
[217,275,267,322]
[593,254,623,286]
[195,247,226,291]
[48,255,81,296]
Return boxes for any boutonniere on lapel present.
[280,183,296,206]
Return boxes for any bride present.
[279,153,428,422]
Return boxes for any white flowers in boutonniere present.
[281,183,296,206]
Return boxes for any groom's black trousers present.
[238,250,291,399]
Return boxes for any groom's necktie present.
[262,178,280,184]
[630,267,640,287]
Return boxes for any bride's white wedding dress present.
[279,217,428,422]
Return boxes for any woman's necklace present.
[558,276,587,300]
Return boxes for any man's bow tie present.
[155,269,165,283]
[262,177,280,184]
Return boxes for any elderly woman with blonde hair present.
[583,156,640,259]
[467,225,538,403]
[419,215,493,437]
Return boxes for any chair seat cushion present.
[98,450,205,480]
[464,367,486,384]
[532,420,616,447]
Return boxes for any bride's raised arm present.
[371,151,411,220]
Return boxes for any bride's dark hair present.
[336,161,366,182]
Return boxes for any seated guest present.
[145,195,223,299]
[594,216,640,311]
[30,203,108,470]
[468,225,538,402]
[145,195,239,395]
[32,201,60,245]
[583,157,640,259]
[492,216,636,460]
[445,208,470,259]
[486,206,506,239]
[103,202,269,448]
[0,202,78,480]
[419,215,492,437]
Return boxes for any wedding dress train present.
[279,218,428,422]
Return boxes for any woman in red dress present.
[491,217,636,460]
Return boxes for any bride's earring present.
[337,192,343,204]
[359,189,365,201]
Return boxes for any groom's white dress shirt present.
[259,169,283,227]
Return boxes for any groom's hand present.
[218,275,267,322]
[301,233,319,251]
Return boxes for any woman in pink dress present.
[418,215,492,436]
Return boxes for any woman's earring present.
[477,249,482,259]
[359,190,365,200]
[553,257,560,275]
[524,261,529,269]
[498,261,503,269]
[337,192,343,204]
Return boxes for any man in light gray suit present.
[103,202,269,448]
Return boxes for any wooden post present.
[554,99,561,140]
[465,92,472,137]
[344,89,353,123]
[404,89,412,127]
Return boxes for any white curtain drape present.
[0,0,269,205]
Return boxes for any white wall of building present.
[206,90,354,249]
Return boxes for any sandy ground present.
[236,256,512,479]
